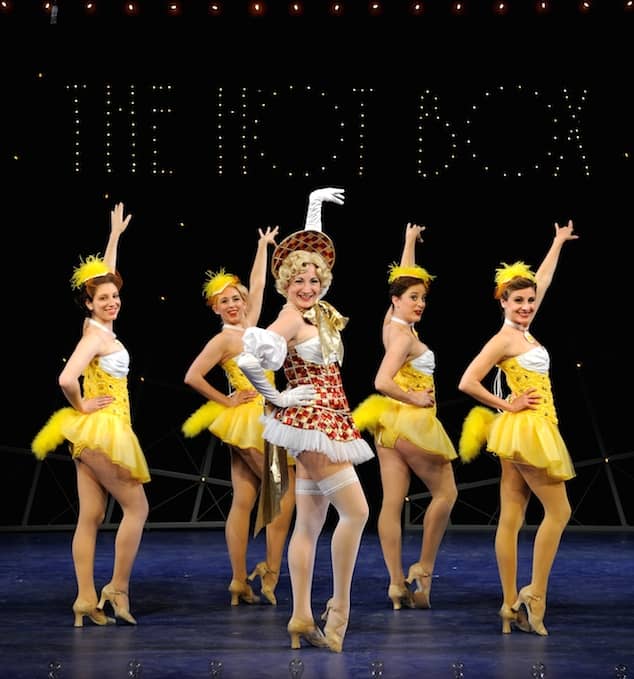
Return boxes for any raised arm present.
[304,187,345,231]
[382,223,426,327]
[103,202,132,272]
[245,225,279,327]
[400,222,425,267]
[533,219,578,315]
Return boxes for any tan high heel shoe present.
[228,579,260,606]
[387,583,415,610]
[97,585,137,625]
[286,617,328,650]
[512,586,548,636]
[248,562,278,605]
[320,599,348,653]
[499,603,531,634]
[72,599,115,628]
[405,563,432,609]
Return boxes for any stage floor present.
[1,528,632,678]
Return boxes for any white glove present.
[236,352,316,408]
[304,187,345,231]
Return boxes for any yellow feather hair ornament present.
[493,261,536,299]
[351,394,389,434]
[202,269,241,301]
[387,263,435,286]
[458,406,496,463]
[70,254,111,290]
[182,401,225,438]
[31,407,76,460]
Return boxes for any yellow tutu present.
[32,407,150,483]
[353,394,457,460]
[182,358,295,465]
[182,396,266,453]
[478,354,576,481]
[487,410,575,480]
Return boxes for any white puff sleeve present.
[242,327,288,371]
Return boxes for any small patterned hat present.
[271,229,335,279]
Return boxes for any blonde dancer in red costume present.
[237,188,374,653]
[32,202,149,627]
[458,220,578,636]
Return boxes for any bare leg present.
[237,447,296,599]
[73,457,108,605]
[496,460,531,607]
[76,448,149,624]
[376,444,410,586]
[397,438,457,578]
[264,466,296,577]
[226,449,259,583]
[520,466,571,595]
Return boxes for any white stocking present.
[318,467,369,616]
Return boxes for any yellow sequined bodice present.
[393,363,436,415]
[351,361,455,460]
[222,358,275,394]
[82,357,131,423]
[498,356,558,424]
[394,362,434,391]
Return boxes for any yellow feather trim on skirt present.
[31,407,77,460]
[351,394,390,434]
[459,406,496,463]
[182,401,225,438]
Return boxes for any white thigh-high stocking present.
[288,478,329,621]
[317,467,369,616]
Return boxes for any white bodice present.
[294,336,337,365]
[99,346,129,378]
[410,349,435,375]
[515,345,549,374]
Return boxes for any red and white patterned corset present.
[275,346,361,442]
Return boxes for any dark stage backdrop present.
[2,6,632,528]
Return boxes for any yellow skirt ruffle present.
[32,407,150,483]
[182,399,266,453]
[353,394,457,460]
[487,410,575,481]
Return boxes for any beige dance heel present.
[321,599,348,653]
[72,599,115,627]
[405,563,432,609]
[499,603,531,634]
[387,583,415,610]
[228,579,260,606]
[512,586,548,636]
[287,617,328,649]
[248,561,278,605]
[97,585,137,625]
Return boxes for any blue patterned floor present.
[1,528,633,678]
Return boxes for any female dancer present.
[458,220,578,635]
[182,226,297,606]
[32,202,150,627]
[237,188,374,652]
[353,223,458,610]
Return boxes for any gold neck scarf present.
[302,300,348,364]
